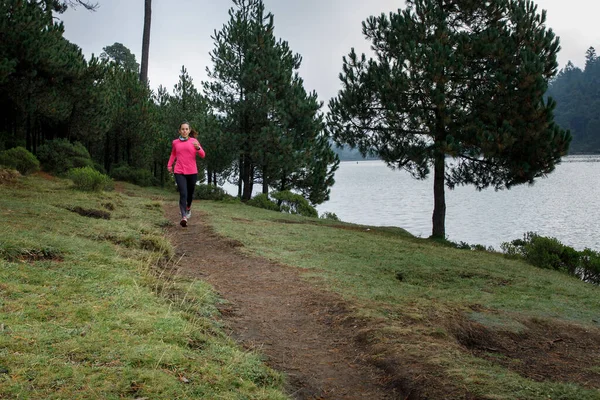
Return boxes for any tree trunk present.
[237,155,243,197]
[262,165,268,194]
[242,161,254,201]
[279,173,287,193]
[431,150,446,239]
[432,106,447,239]
[140,0,152,83]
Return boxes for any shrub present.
[502,232,578,273]
[320,211,340,221]
[221,194,242,204]
[37,139,93,175]
[445,240,494,252]
[193,184,227,201]
[471,244,494,252]
[110,164,155,186]
[0,147,40,175]
[271,190,318,218]
[502,232,600,285]
[68,166,113,192]
[456,241,473,250]
[247,193,280,212]
[579,248,600,285]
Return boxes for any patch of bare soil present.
[0,168,20,185]
[65,205,111,219]
[165,206,400,399]
[452,316,600,389]
[33,171,56,181]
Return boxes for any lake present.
[316,156,600,251]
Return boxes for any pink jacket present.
[167,138,206,175]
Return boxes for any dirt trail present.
[165,206,398,399]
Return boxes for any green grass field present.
[1,173,599,399]
[0,175,287,399]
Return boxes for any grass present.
[0,175,287,399]
[202,202,599,322]
[2,173,600,399]
[199,201,600,399]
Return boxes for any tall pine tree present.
[328,0,570,238]
[205,0,337,203]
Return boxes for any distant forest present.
[548,47,600,154]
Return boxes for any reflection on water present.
[317,155,600,251]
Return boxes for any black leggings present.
[174,173,197,218]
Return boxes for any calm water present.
[316,156,600,251]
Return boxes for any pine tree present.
[0,0,87,151]
[205,0,338,202]
[100,42,140,73]
[100,61,152,173]
[328,0,571,238]
[172,66,204,120]
[205,0,265,199]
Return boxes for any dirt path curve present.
[165,206,398,399]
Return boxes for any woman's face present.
[179,123,190,138]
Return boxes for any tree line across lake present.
[1,0,586,238]
[547,47,600,154]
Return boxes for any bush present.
[110,164,155,187]
[320,211,340,221]
[271,190,318,218]
[247,193,280,212]
[0,147,40,175]
[193,184,228,201]
[501,232,600,285]
[68,166,113,192]
[502,232,578,273]
[444,240,494,252]
[579,248,600,285]
[37,139,93,175]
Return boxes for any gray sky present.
[59,0,600,105]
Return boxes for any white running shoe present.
[180,216,188,227]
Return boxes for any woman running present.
[167,122,206,227]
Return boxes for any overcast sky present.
[58,0,600,105]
